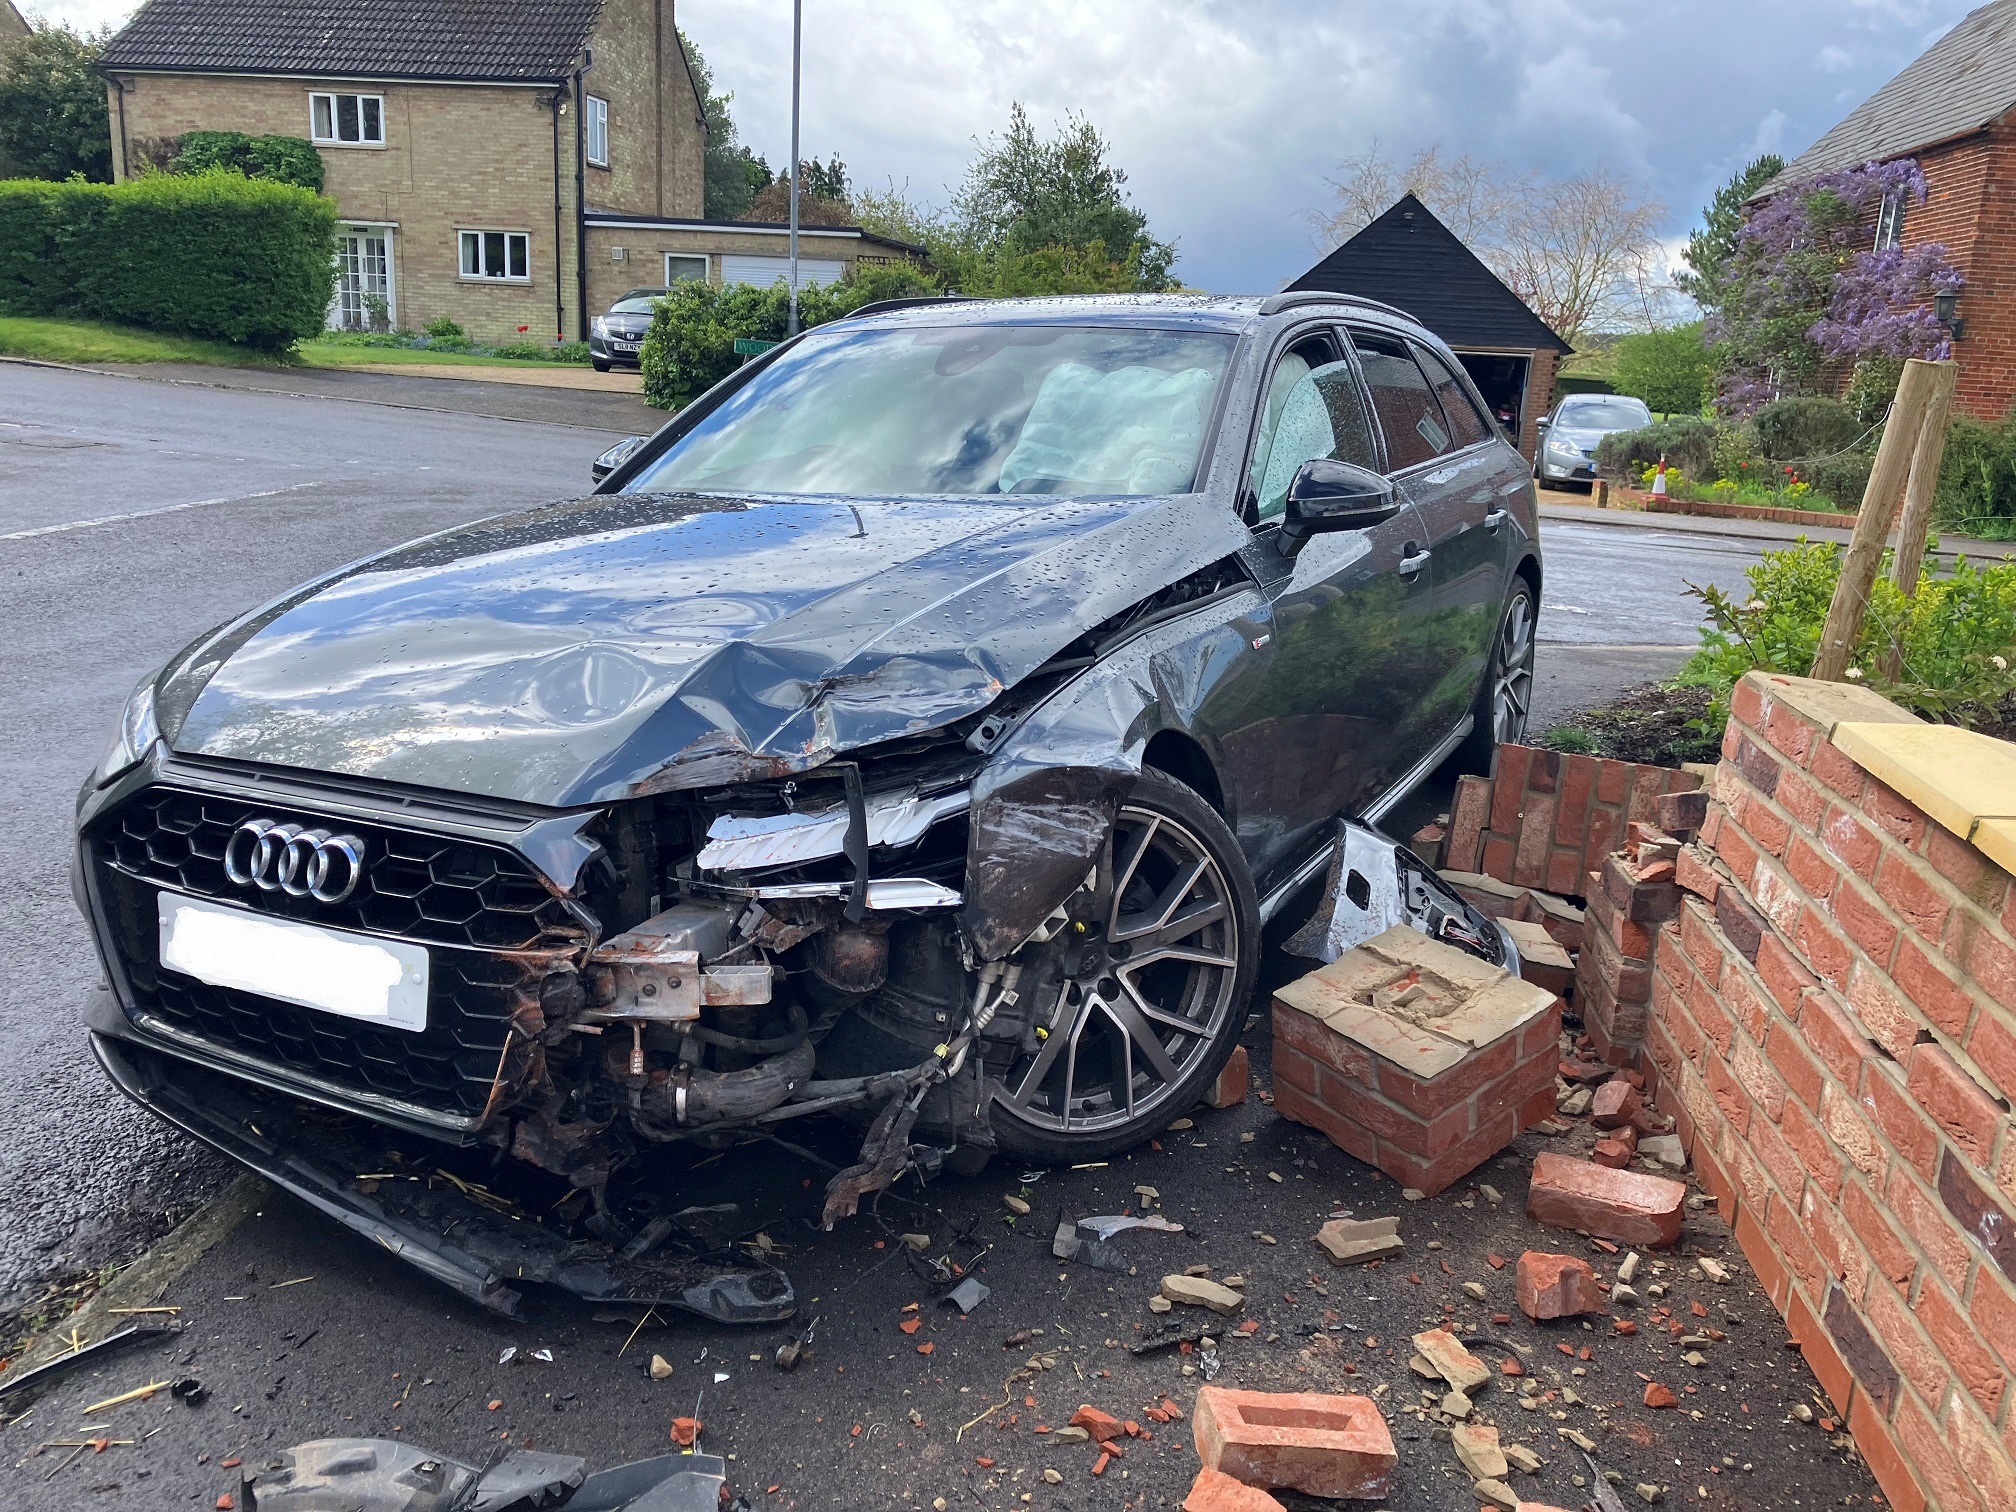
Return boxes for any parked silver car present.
[1534,393,1651,487]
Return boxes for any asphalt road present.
[0,362,1752,1315]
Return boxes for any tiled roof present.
[1764,0,2016,190]
[100,0,603,82]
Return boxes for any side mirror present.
[591,435,646,485]
[1279,458,1401,553]
[1535,417,1550,432]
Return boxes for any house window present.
[460,230,530,282]
[586,95,609,167]
[1875,190,1906,251]
[665,253,708,284]
[310,91,384,146]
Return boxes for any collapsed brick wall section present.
[1444,744,1703,897]
[1577,852,1684,1067]
[1641,671,2016,1512]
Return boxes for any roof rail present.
[1258,289,1415,321]
[839,295,975,320]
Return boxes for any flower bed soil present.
[1537,682,1723,768]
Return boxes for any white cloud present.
[1816,43,1855,71]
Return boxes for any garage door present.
[719,254,846,290]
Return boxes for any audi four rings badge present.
[223,818,367,903]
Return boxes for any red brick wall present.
[1886,125,2013,422]
[1445,745,1703,898]
[1641,673,2016,1512]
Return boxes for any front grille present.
[89,786,584,1120]
[100,788,578,950]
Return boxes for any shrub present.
[1679,539,2016,728]
[423,316,465,340]
[170,131,324,192]
[1750,395,1861,460]
[1935,412,2016,541]
[1593,416,1718,480]
[0,172,335,347]
[640,259,939,409]
[1802,449,1875,513]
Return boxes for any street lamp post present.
[787,0,801,335]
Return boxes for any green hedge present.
[0,172,337,348]
[170,131,325,192]
[1592,416,1719,480]
[1750,396,1861,460]
[640,261,939,409]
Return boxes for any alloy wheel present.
[1492,590,1536,745]
[993,805,1241,1135]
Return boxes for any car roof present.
[831,291,1420,336]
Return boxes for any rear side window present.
[1412,344,1493,450]
[1350,330,1452,472]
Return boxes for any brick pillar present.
[1576,851,1683,1066]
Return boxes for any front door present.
[1223,328,1435,879]
[331,227,394,332]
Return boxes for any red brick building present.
[1763,0,2016,420]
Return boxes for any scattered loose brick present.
[1411,1327,1491,1393]
[1516,1252,1605,1321]
[1315,1216,1403,1266]
[1070,1405,1123,1441]
[1192,1386,1397,1501]
[1643,1382,1679,1409]
[1182,1466,1286,1511]
[1526,1153,1686,1247]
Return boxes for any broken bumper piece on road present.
[89,1018,796,1325]
[242,1438,726,1512]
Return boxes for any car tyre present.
[592,359,612,373]
[1453,576,1537,775]
[987,768,1259,1165]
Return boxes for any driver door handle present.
[1397,547,1431,577]
[1484,508,1509,530]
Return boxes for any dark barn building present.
[1289,193,1572,461]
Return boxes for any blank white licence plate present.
[157,892,429,1032]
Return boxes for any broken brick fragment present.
[1206,1045,1250,1109]
[1643,1382,1679,1409]
[1590,1079,1642,1129]
[1191,1386,1396,1501]
[1069,1404,1124,1442]
[1591,1137,1633,1169]
[1182,1466,1287,1512]
[1526,1153,1686,1247]
[1516,1252,1605,1320]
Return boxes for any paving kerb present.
[1538,497,2015,568]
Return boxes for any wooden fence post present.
[1878,360,1960,681]
[1810,358,1944,683]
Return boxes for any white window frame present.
[586,94,610,168]
[459,229,532,284]
[1874,190,1905,251]
[309,91,386,147]
[664,253,708,284]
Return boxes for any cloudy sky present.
[31,0,1979,293]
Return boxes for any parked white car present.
[1535,394,1652,487]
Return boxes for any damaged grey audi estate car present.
[75,292,1540,1318]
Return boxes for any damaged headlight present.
[93,673,160,788]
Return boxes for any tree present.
[744,157,852,225]
[852,106,1177,295]
[1712,158,1960,413]
[1612,322,1713,415]
[951,104,1176,291]
[679,31,772,221]
[0,22,113,181]
[1675,154,1784,314]
[1306,144,1668,344]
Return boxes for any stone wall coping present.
[1832,720,2016,873]
[1738,670,1921,739]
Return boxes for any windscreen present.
[623,324,1236,498]
[1558,399,1650,429]
[610,296,660,314]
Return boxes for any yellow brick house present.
[98,0,915,343]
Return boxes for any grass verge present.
[0,314,286,367]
